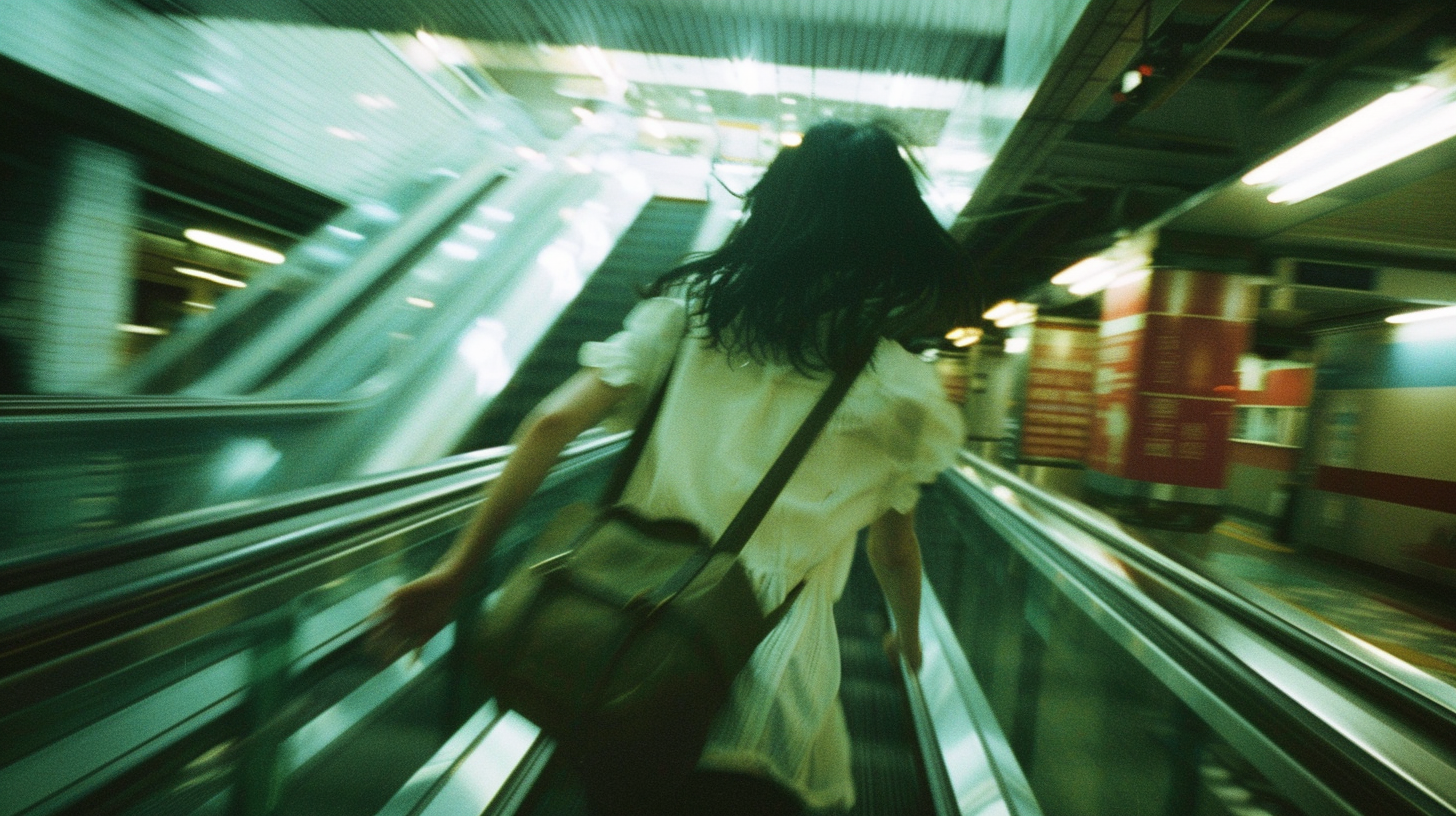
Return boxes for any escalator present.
[8,437,1456,816]
[0,136,680,552]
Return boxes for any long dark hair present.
[648,120,975,375]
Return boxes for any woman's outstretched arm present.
[368,368,630,658]
[866,507,923,672]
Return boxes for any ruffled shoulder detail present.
[579,296,688,431]
[579,296,687,386]
[830,342,963,513]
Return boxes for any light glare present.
[1385,304,1456,324]
[182,230,284,264]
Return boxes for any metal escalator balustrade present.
[921,452,1456,816]
[0,131,651,550]
[123,131,516,397]
[0,434,622,816]
[22,436,1439,816]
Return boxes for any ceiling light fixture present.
[118,323,167,336]
[175,266,247,288]
[1385,304,1456,324]
[1243,57,1456,205]
[731,58,761,96]
[946,327,983,347]
[1054,232,1155,297]
[982,300,1018,321]
[182,230,284,264]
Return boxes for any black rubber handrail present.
[951,455,1456,815]
[0,434,623,687]
[0,431,621,593]
[957,453,1456,748]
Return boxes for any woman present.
[370,120,974,814]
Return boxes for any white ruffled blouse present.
[579,296,963,810]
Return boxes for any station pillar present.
[0,138,139,393]
[1084,268,1256,530]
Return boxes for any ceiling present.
[155,0,1456,339]
[956,0,1456,315]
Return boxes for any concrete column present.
[1084,268,1256,530]
[0,138,139,393]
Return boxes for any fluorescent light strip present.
[1268,100,1456,204]
[175,267,247,288]
[1051,256,1115,286]
[1386,304,1456,324]
[1242,85,1438,186]
[119,323,167,336]
[982,300,1018,321]
[183,229,285,264]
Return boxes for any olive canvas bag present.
[477,346,868,775]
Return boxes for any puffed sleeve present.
[886,396,963,513]
[579,296,688,432]
[862,352,963,514]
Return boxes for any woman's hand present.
[882,629,923,673]
[366,568,466,664]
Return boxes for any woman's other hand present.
[366,569,465,664]
[882,630,923,673]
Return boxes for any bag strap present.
[599,340,872,552]
[713,348,870,555]
[637,346,872,612]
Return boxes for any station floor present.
[1012,462,1456,691]
[1146,518,1456,689]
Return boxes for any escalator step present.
[850,740,933,816]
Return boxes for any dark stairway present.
[458,197,710,449]
[834,545,936,816]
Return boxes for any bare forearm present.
[435,417,578,580]
[867,510,922,644]
[433,369,629,583]
[869,540,921,641]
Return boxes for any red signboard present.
[1020,319,1097,461]
[1087,269,1252,489]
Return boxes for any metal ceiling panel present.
[171,0,1007,80]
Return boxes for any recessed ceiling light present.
[780,97,797,105]
[647,109,664,118]
[326,126,366,141]
[182,230,284,264]
[174,266,248,287]
[690,88,706,96]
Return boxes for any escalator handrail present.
[125,140,513,396]
[0,394,350,419]
[0,431,622,593]
[948,455,1456,815]
[0,434,624,667]
[956,452,1456,739]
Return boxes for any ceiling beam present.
[1141,0,1278,111]
[1259,2,1445,117]
[953,0,1156,238]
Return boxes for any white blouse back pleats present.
[578,296,963,810]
